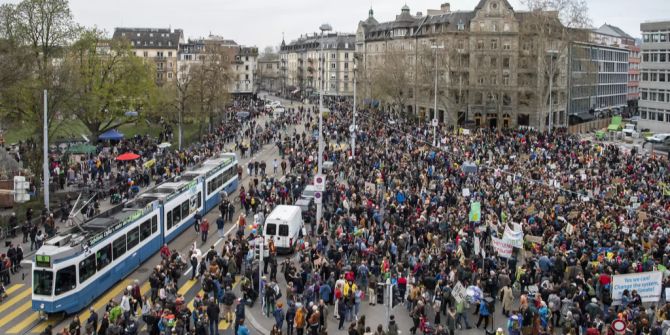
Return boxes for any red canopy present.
[115,152,140,161]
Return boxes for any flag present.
[469,202,481,222]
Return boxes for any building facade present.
[280,33,356,100]
[567,41,629,122]
[113,28,184,84]
[257,56,282,93]
[356,0,570,130]
[177,35,258,96]
[590,24,640,113]
[639,21,670,132]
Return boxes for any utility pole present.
[431,44,444,146]
[547,50,559,133]
[43,90,49,210]
[316,23,332,228]
[351,59,357,159]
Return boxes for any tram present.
[31,153,239,314]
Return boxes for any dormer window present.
[491,2,498,9]
[458,20,465,31]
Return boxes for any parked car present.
[644,133,670,144]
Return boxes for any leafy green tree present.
[64,29,157,139]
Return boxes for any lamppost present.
[547,49,559,133]
[317,23,332,229]
[431,43,444,146]
[351,58,357,159]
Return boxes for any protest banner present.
[474,236,480,256]
[611,271,663,305]
[492,237,514,258]
[452,282,467,303]
[503,224,524,248]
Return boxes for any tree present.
[63,29,158,139]
[0,0,79,185]
[520,0,593,130]
[189,45,232,138]
[415,44,464,126]
[370,48,414,118]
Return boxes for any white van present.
[263,205,303,253]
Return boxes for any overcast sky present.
[8,0,670,49]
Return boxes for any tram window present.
[127,227,140,250]
[151,215,158,233]
[167,209,173,230]
[197,192,202,208]
[140,220,151,241]
[172,205,181,225]
[55,265,76,295]
[33,270,53,295]
[79,254,96,283]
[112,236,126,260]
[181,201,189,218]
[96,244,112,270]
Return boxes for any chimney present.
[441,3,451,13]
[416,11,423,17]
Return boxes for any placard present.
[462,188,471,197]
[525,235,543,244]
[491,237,514,258]
[611,271,663,305]
[452,282,467,303]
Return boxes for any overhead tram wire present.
[352,108,670,225]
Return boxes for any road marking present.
[0,289,31,314]
[77,279,132,326]
[219,318,231,330]
[4,283,24,295]
[27,316,61,334]
[177,278,197,296]
[3,300,33,333]
[214,237,224,247]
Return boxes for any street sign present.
[432,118,438,127]
[314,174,325,191]
[314,191,322,204]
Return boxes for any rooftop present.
[113,27,183,50]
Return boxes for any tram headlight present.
[40,303,45,310]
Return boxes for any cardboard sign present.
[621,226,630,234]
[492,237,514,258]
[557,196,566,204]
[525,235,543,244]
[462,188,471,197]
[638,211,648,221]
[452,282,467,303]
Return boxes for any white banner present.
[503,224,524,248]
[452,282,467,303]
[612,271,663,305]
[491,237,514,259]
[474,236,481,256]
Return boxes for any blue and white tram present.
[32,199,162,314]
[31,153,239,314]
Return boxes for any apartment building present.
[356,0,570,130]
[257,55,282,93]
[177,35,258,96]
[639,21,670,132]
[113,27,184,84]
[279,33,356,100]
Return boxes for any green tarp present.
[608,116,623,131]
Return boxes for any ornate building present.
[356,0,570,129]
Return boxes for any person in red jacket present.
[160,244,171,260]
[200,219,209,242]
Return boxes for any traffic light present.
[376,283,385,305]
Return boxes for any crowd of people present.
[26,94,670,335]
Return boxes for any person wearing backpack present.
[387,315,399,335]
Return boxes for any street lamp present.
[351,59,357,159]
[317,23,332,230]
[431,43,444,146]
[547,49,559,133]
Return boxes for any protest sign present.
[621,226,630,234]
[469,202,481,222]
[474,236,481,255]
[525,235,543,244]
[462,188,471,197]
[452,282,467,303]
[492,237,514,258]
[364,182,376,194]
[611,271,663,305]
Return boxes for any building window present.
[458,40,464,49]
[331,53,336,59]
[503,41,511,50]
[491,40,498,49]
[503,74,510,85]
[168,72,173,79]
[477,40,484,49]
[143,51,148,57]
[344,63,349,69]
[245,65,249,70]
[458,20,465,31]
[503,57,510,68]
[331,63,336,69]
[345,53,349,59]
[504,23,510,32]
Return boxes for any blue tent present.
[98,129,124,141]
